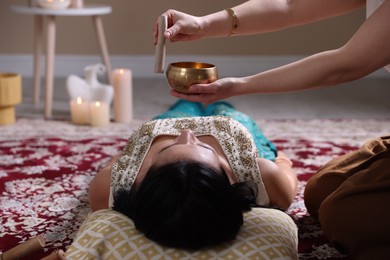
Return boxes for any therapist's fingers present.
[153,9,177,45]
[170,89,217,104]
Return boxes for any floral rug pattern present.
[1,118,389,259]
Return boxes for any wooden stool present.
[11,4,113,119]
[0,73,22,126]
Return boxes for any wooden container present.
[0,73,22,125]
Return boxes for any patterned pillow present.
[65,208,298,259]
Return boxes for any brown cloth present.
[304,135,390,260]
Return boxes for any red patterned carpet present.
[1,118,389,259]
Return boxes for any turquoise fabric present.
[153,100,277,160]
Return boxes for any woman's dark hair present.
[113,161,258,250]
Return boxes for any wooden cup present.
[0,73,22,126]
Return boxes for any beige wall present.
[0,0,365,56]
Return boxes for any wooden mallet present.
[154,15,168,73]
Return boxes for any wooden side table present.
[11,4,113,119]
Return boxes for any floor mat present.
[1,118,389,259]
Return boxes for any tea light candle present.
[38,0,71,10]
[70,97,89,125]
[90,101,110,127]
[112,68,133,123]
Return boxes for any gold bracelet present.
[225,8,238,36]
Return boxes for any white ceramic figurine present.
[66,63,113,104]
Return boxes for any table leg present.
[33,15,43,106]
[91,15,113,85]
[45,15,56,119]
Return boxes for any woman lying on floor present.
[88,100,297,250]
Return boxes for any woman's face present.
[135,129,232,184]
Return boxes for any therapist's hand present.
[154,9,205,44]
[170,77,240,104]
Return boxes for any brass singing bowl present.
[166,62,218,93]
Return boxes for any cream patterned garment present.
[65,208,298,259]
[110,116,269,207]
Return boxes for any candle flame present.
[95,101,101,107]
[76,97,82,104]
[46,0,65,3]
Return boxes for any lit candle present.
[90,101,110,127]
[70,97,89,125]
[38,0,71,10]
[112,68,133,123]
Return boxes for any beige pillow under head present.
[65,208,298,259]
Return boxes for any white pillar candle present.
[70,97,89,125]
[90,101,110,127]
[112,68,133,123]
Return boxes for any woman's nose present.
[177,129,197,144]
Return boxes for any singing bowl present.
[166,62,218,93]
